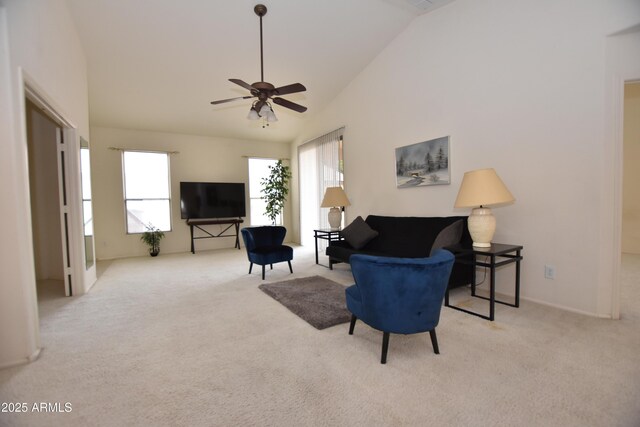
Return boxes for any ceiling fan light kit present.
[247,107,260,120]
[249,101,278,128]
[210,4,307,126]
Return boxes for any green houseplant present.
[261,160,292,225]
[140,224,165,257]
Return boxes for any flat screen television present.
[180,182,246,219]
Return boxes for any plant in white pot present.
[261,160,291,225]
[140,224,165,257]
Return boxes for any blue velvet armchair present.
[345,249,455,364]
[241,226,293,280]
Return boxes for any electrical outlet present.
[544,265,556,280]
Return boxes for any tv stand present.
[186,218,244,254]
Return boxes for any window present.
[248,157,279,225]
[122,151,171,233]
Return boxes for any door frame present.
[23,73,90,297]
[611,78,640,320]
[607,26,640,320]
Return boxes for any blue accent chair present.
[345,249,455,364]
[241,226,293,280]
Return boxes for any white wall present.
[90,127,292,259]
[291,0,640,317]
[622,83,640,254]
[26,102,64,281]
[0,0,89,368]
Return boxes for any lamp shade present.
[266,109,278,122]
[454,168,514,208]
[321,187,351,208]
[259,104,271,116]
[247,108,260,120]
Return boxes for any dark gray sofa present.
[326,215,473,289]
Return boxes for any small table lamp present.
[454,168,515,247]
[321,187,351,230]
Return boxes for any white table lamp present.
[454,168,515,247]
[321,187,351,230]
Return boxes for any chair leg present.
[348,315,357,335]
[248,263,253,274]
[287,260,293,273]
[381,332,390,364]
[262,265,265,280]
[429,329,440,354]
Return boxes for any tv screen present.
[180,182,246,219]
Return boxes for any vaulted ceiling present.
[67,0,455,143]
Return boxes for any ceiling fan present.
[210,4,307,123]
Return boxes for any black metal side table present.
[444,243,523,321]
[314,229,343,267]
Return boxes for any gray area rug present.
[259,276,352,330]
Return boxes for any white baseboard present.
[0,347,41,370]
[520,296,611,319]
[471,286,612,319]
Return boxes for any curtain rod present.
[109,147,179,155]
[300,126,345,147]
[242,155,290,160]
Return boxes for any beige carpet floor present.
[1,247,639,427]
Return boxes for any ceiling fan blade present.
[229,79,256,91]
[210,95,254,105]
[272,97,307,113]
[274,83,306,96]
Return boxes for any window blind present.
[298,127,345,246]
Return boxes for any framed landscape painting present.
[395,136,450,188]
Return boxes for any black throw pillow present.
[430,219,463,255]
[341,216,379,250]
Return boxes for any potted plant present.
[261,159,292,225]
[140,224,165,257]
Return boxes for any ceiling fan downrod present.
[254,4,267,83]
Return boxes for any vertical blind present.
[298,127,345,246]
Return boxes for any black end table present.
[314,229,343,268]
[444,243,523,321]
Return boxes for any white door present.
[56,128,73,296]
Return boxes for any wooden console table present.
[186,218,244,254]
